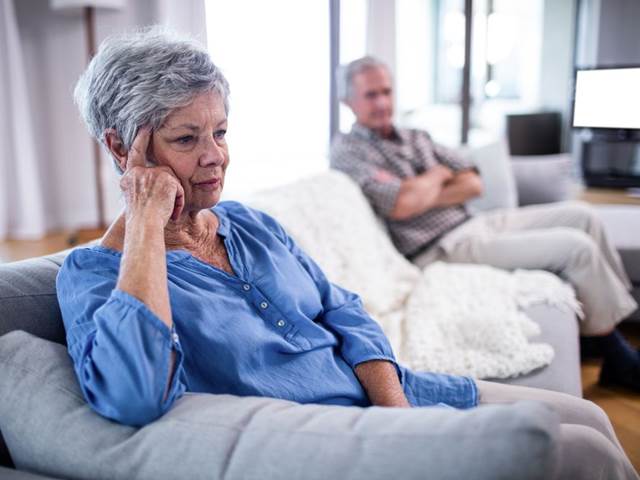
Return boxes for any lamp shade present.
[50,0,125,10]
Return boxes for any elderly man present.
[330,56,640,392]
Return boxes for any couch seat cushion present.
[0,331,560,480]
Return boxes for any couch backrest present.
[0,251,69,345]
[0,251,72,467]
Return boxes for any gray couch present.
[0,164,587,479]
[0,244,579,479]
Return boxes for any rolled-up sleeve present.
[260,213,398,369]
[331,140,402,217]
[56,250,186,426]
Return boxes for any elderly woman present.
[57,28,637,479]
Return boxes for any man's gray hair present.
[336,56,389,102]
[74,26,229,173]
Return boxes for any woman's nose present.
[199,137,225,167]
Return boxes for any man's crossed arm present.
[389,166,482,220]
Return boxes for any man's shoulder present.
[331,130,368,149]
[330,131,372,166]
[403,127,432,142]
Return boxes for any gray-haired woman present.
[56,27,638,479]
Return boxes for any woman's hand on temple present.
[119,126,185,225]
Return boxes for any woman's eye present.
[175,135,195,144]
[214,129,227,141]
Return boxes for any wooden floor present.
[0,229,104,263]
[1,232,639,470]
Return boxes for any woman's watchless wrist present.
[125,208,167,228]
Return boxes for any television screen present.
[573,67,640,129]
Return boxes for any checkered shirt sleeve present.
[330,136,402,217]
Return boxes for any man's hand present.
[389,167,481,220]
[119,126,185,225]
[433,169,483,208]
[390,165,453,220]
[431,164,455,185]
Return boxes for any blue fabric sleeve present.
[253,209,398,370]
[56,249,186,426]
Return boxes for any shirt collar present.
[351,123,403,143]
[212,204,231,237]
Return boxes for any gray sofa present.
[0,165,587,479]
[0,245,579,478]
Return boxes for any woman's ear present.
[104,129,128,172]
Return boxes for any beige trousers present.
[477,380,638,479]
[412,202,638,335]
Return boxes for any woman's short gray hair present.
[74,26,229,173]
[336,56,388,102]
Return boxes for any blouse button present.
[172,332,180,343]
[276,319,286,328]
[260,301,268,309]
[243,284,251,291]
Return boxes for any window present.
[396,0,545,144]
[206,1,330,199]
[338,0,368,133]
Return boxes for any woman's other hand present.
[120,126,185,225]
[354,360,412,408]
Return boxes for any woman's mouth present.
[193,178,221,191]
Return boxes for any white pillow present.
[510,154,575,206]
[461,139,519,213]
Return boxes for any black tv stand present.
[580,129,640,188]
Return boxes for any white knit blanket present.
[246,171,582,379]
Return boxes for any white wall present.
[538,0,576,151]
[13,0,205,231]
[596,0,640,65]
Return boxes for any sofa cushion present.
[462,139,519,213]
[0,252,69,344]
[510,154,574,206]
[0,331,560,480]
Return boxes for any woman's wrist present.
[118,208,172,327]
[355,360,411,408]
[125,208,167,230]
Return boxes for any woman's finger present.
[126,126,152,170]
[170,183,185,221]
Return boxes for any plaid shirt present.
[330,124,474,257]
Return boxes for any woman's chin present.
[192,191,222,210]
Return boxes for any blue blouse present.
[56,201,477,426]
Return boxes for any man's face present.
[347,66,394,136]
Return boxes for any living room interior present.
[1,0,640,478]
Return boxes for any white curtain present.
[0,0,47,240]
[0,0,206,239]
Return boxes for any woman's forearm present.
[117,213,177,402]
[117,214,173,328]
[355,360,411,407]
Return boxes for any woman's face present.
[149,91,229,213]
